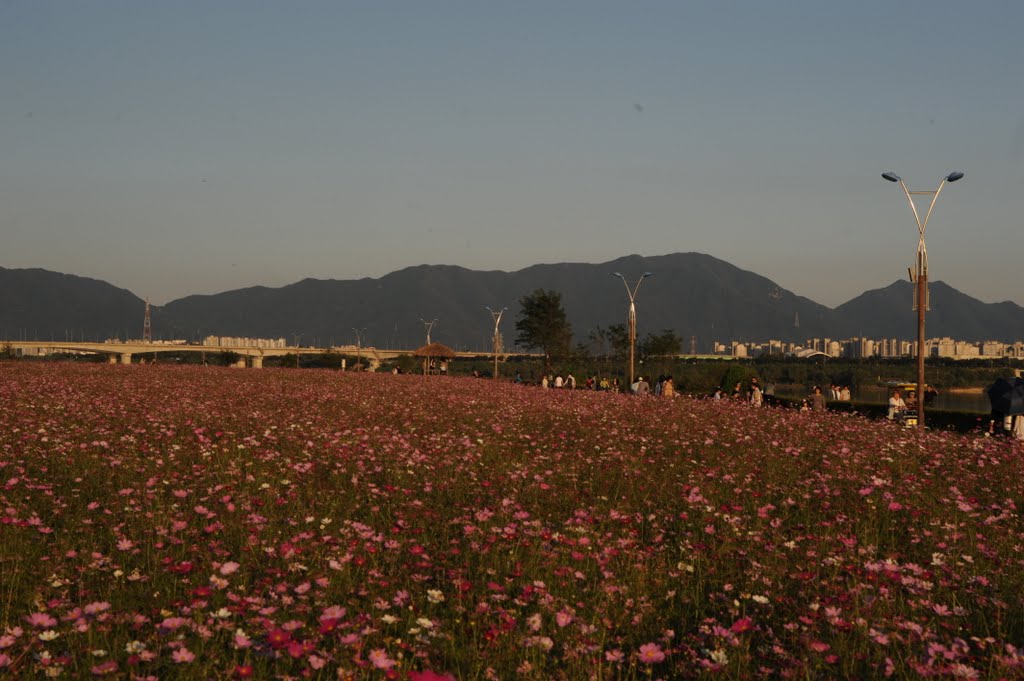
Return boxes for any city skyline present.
[2,2,1023,307]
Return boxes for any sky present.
[2,1,1023,308]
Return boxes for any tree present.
[606,324,630,361]
[0,342,15,360]
[515,289,573,371]
[640,329,682,357]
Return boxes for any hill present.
[0,267,145,342]
[834,280,1024,342]
[152,253,833,351]
[3,255,1023,349]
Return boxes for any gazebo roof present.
[413,342,456,358]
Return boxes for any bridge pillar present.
[108,355,118,364]
[251,355,263,369]
[120,353,133,365]
[232,358,247,368]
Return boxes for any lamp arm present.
[920,179,948,238]
[897,180,925,236]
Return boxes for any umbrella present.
[987,377,1024,416]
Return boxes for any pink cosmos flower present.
[638,642,665,664]
[91,660,119,675]
[555,611,573,628]
[26,612,57,628]
[219,561,240,575]
[409,672,457,681]
[171,647,195,663]
[368,648,396,670]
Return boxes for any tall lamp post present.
[292,332,303,369]
[881,170,964,431]
[352,328,366,371]
[419,318,437,375]
[613,271,653,388]
[419,318,437,345]
[486,306,507,379]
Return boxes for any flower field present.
[1,363,1023,680]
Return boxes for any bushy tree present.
[515,289,572,371]
[640,329,682,357]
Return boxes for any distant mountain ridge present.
[2,254,1023,350]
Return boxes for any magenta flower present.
[25,612,57,628]
[368,648,396,670]
[638,642,666,664]
[409,672,457,681]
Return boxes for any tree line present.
[514,288,682,370]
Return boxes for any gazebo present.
[413,342,455,375]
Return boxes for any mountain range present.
[3,253,1023,351]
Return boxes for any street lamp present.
[292,332,303,368]
[613,271,653,388]
[486,306,507,379]
[419,318,437,345]
[881,170,964,430]
[419,318,438,374]
[352,328,366,371]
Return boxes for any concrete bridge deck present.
[4,341,534,370]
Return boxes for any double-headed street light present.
[613,271,653,388]
[352,327,366,371]
[420,318,437,345]
[881,170,964,430]
[486,306,507,379]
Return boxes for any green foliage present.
[515,289,573,369]
[0,342,15,360]
[640,329,682,357]
[720,364,759,392]
[606,324,629,361]
[586,324,629,361]
[219,350,241,366]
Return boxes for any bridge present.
[4,341,531,371]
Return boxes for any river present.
[775,384,991,413]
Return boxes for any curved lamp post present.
[486,306,507,379]
[881,171,964,430]
[419,318,437,345]
[352,327,366,371]
[613,271,652,387]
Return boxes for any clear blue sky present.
[2,1,1022,307]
